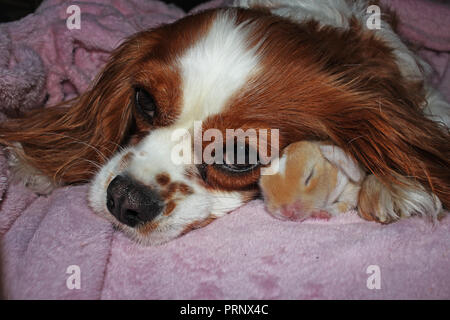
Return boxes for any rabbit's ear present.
[319,145,364,183]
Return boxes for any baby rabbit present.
[260,141,366,221]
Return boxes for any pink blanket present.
[0,0,449,299]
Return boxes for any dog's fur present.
[0,0,449,244]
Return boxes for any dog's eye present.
[135,87,156,122]
[220,162,259,173]
[217,144,259,174]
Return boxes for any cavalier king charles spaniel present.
[1,0,449,245]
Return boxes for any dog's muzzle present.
[106,175,164,227]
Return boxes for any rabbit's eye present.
[304,167,315,186]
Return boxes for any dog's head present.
[4,6,449,245]
[89,9,291,244]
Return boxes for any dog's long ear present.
[308,20,450,213]
[315,74,450,213]
[0,31,152,185]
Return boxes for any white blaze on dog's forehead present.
[177,10,261,124]
[129,10,263,185]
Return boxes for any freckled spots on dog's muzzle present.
[106,175,164,227]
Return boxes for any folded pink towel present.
[0,0,449,299]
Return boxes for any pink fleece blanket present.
[0,0,449,299]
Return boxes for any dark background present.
[0,0,207,23]
[1,0,449,23]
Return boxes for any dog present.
[0,0,449,245]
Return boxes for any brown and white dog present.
[1,0,449,245]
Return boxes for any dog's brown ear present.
[305,18,450,212]
[317,65,450,212]
[321,90,450,217]
[0,31,154,186]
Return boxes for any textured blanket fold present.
[0,0,449,299]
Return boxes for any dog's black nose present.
[106,175,163,227]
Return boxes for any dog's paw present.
[358,174,442,224]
